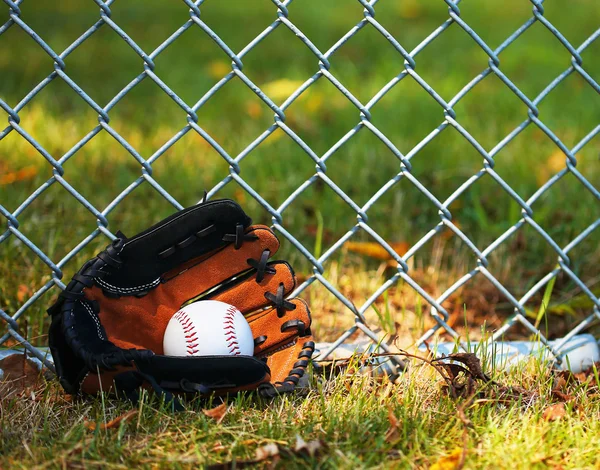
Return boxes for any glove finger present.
[266,334,315,388]
[99,199,253,290]
[247,298,311,356]
[87,225,280,354]
[206,261,296,315]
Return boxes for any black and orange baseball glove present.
[48,199,314,405]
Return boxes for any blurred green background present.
[1,0,599,342]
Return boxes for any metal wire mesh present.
[1,0,599,372]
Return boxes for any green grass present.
[1,358,599,469]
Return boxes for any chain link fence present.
[1,0,599,374]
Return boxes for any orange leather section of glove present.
[251,299,313,384]
[208,262,296,317]
[86,226,279,354]
[245,299,311,357]
[267,334,314,384]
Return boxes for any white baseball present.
[163,301,254,357]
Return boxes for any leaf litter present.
[85,410,138,431]
[0,353,49,399]
[208,435,325,469]
[322,349,600,469]
[203,402,228,424]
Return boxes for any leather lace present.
[247,249,276,283]
[265,283,296,318]
[222,223,259,249]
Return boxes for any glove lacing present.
[243,247,315,398]
[222,223,259,249]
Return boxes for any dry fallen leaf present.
[345,241,409,261]
[385,406,401,443]
[551,389,575,403]
[573,372,588,383]
[0,354,43,397]
[542,403,566,422]
[203,403,228,424]
[85,410,138,431]
[430,448,464,470]
[554,364,599,400]
[433,352,493,399]
[437,353,492,382]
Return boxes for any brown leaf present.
[433,353,493,400]
[491,385,537,406]
[550,389,574,403]
[293,435,324,458]
[202,402,228,424]
[542,403,566,421]
[85,410,138,431]
[554,365,599,398]
[552,375,567,391]
[436,353,492,382]
[345,241,409,261]
[0,354,43,397]
[384,406,401,443]
[573,372,587,383]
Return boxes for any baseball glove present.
[48,199,314,405]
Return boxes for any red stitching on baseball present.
[174,310,203,357]
[223,306,241,355]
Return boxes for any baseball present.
[163,300,254,357]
